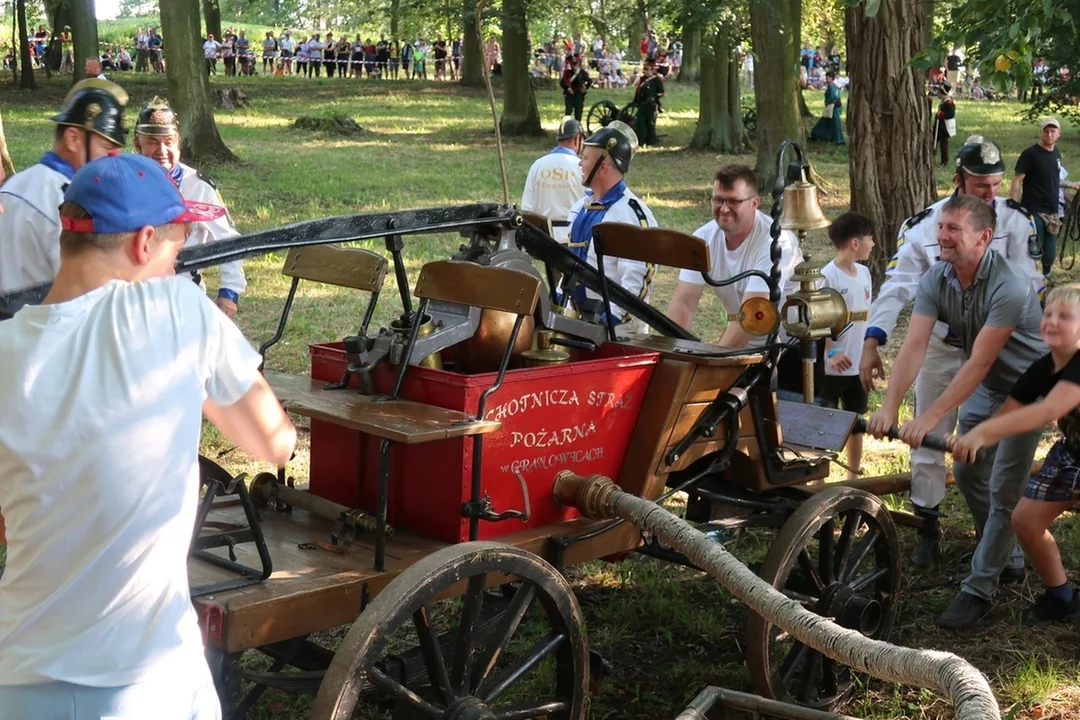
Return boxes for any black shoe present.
[911,505,940,568]
[936,591,992,630]
[1000,566,1027,584]
[1021,590,1080,625]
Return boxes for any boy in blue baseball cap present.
[0,153,296,720]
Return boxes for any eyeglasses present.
[710,196,756,209]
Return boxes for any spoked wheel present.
[745,487,901,711]
[311,542,589,720]
[585,99,619,134]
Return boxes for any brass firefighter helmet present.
[51,78,130,146]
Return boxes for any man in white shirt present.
[0,78,129,294]
[859,136,1044,567]
[564,121,658,332]
[521,116,585,244]
[666,164,806,394]
[0,153,297,720]
[132,98,246,318]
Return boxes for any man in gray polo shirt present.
[868,194,1046,630]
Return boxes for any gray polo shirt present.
[913,248,1046,394]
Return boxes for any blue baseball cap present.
[60,152,226,234]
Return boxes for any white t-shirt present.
[820,260,872,376]
[520,148,585,244]
[678,212,803,347]
[203,40,220,59]
[0,277,262,687]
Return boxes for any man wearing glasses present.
[132,98,245,319]
[666,164,806,395]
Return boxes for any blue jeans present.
[0,663,221,720]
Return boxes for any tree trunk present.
[160,0,236,161]
[750,0,802,186]
[45,0,70,73]
[677,24,700,83]
[70,0,99,83]
[690,34,742,153]
[390,0,400,38]
[460,0,485,87]
[202,0,222,40]
[16,0,34,89]
[0,106,14,179]
[846,0,934,285]
[498,0,542,136]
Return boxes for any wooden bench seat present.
[263,369,325,410]
[288,389,501,444]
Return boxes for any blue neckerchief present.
[169,163,183,184]
[550,146,577,157]
[38,151,75,180]
[567,180,627,307]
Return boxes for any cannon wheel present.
[310,542,589,720]
[745,487,901,711]
[585,99,619,134]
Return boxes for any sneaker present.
[1021,590,1080,625]
[936,591,992,630]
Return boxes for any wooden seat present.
[592,223,711,271]
[259,244,389,403]
[288,391,500,444]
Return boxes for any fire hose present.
[552,472,1001,720]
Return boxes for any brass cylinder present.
[552,471,620,519]
[391,314,442,370]
[522,330,570,367]
[803,360,815,404]
[454,309,534,374]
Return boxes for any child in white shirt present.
[820,212,876,478]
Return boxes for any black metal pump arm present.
[0,203,518,314]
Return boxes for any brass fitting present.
[552,471,621,519]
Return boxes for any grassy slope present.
[3,72,1080,719]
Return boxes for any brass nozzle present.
[553,471,621,519]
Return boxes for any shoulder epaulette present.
[900,206,933,233]
[196,170,217,189]
[1005,198,1034,219]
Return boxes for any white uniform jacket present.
[520,147,585,244]
[565,182,658,332]
[175,163,246,299]
[0,160,70,293]
[866,194,1043,346]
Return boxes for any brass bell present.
[522,330,570,367]
[780,168,831,233]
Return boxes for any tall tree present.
[460,0,485,87]
[160,0,236,161]
[70,0,98,82]
[202,0,222,39]
[43,0,71,74]
[16,0,35,89]
[499,0,542,136]
[390,0,400,38]
[846,0,934,283]
[690,28,743,152]
[749,0,801,184]
[677,26,700,83]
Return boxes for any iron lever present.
[852,417,949,453]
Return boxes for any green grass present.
[3,72,1080,720]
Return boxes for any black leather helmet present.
[555,116,582,141]
[582,120,638,175]
[135,96,180,136]
[51,78,129,146]
[955,135,1004,176]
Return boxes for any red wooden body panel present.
[306,342,660,543]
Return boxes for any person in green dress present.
[810,70,845,145]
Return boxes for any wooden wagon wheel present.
[585,99,618,134]
[310,542,589,720]
[745,487,901,711]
